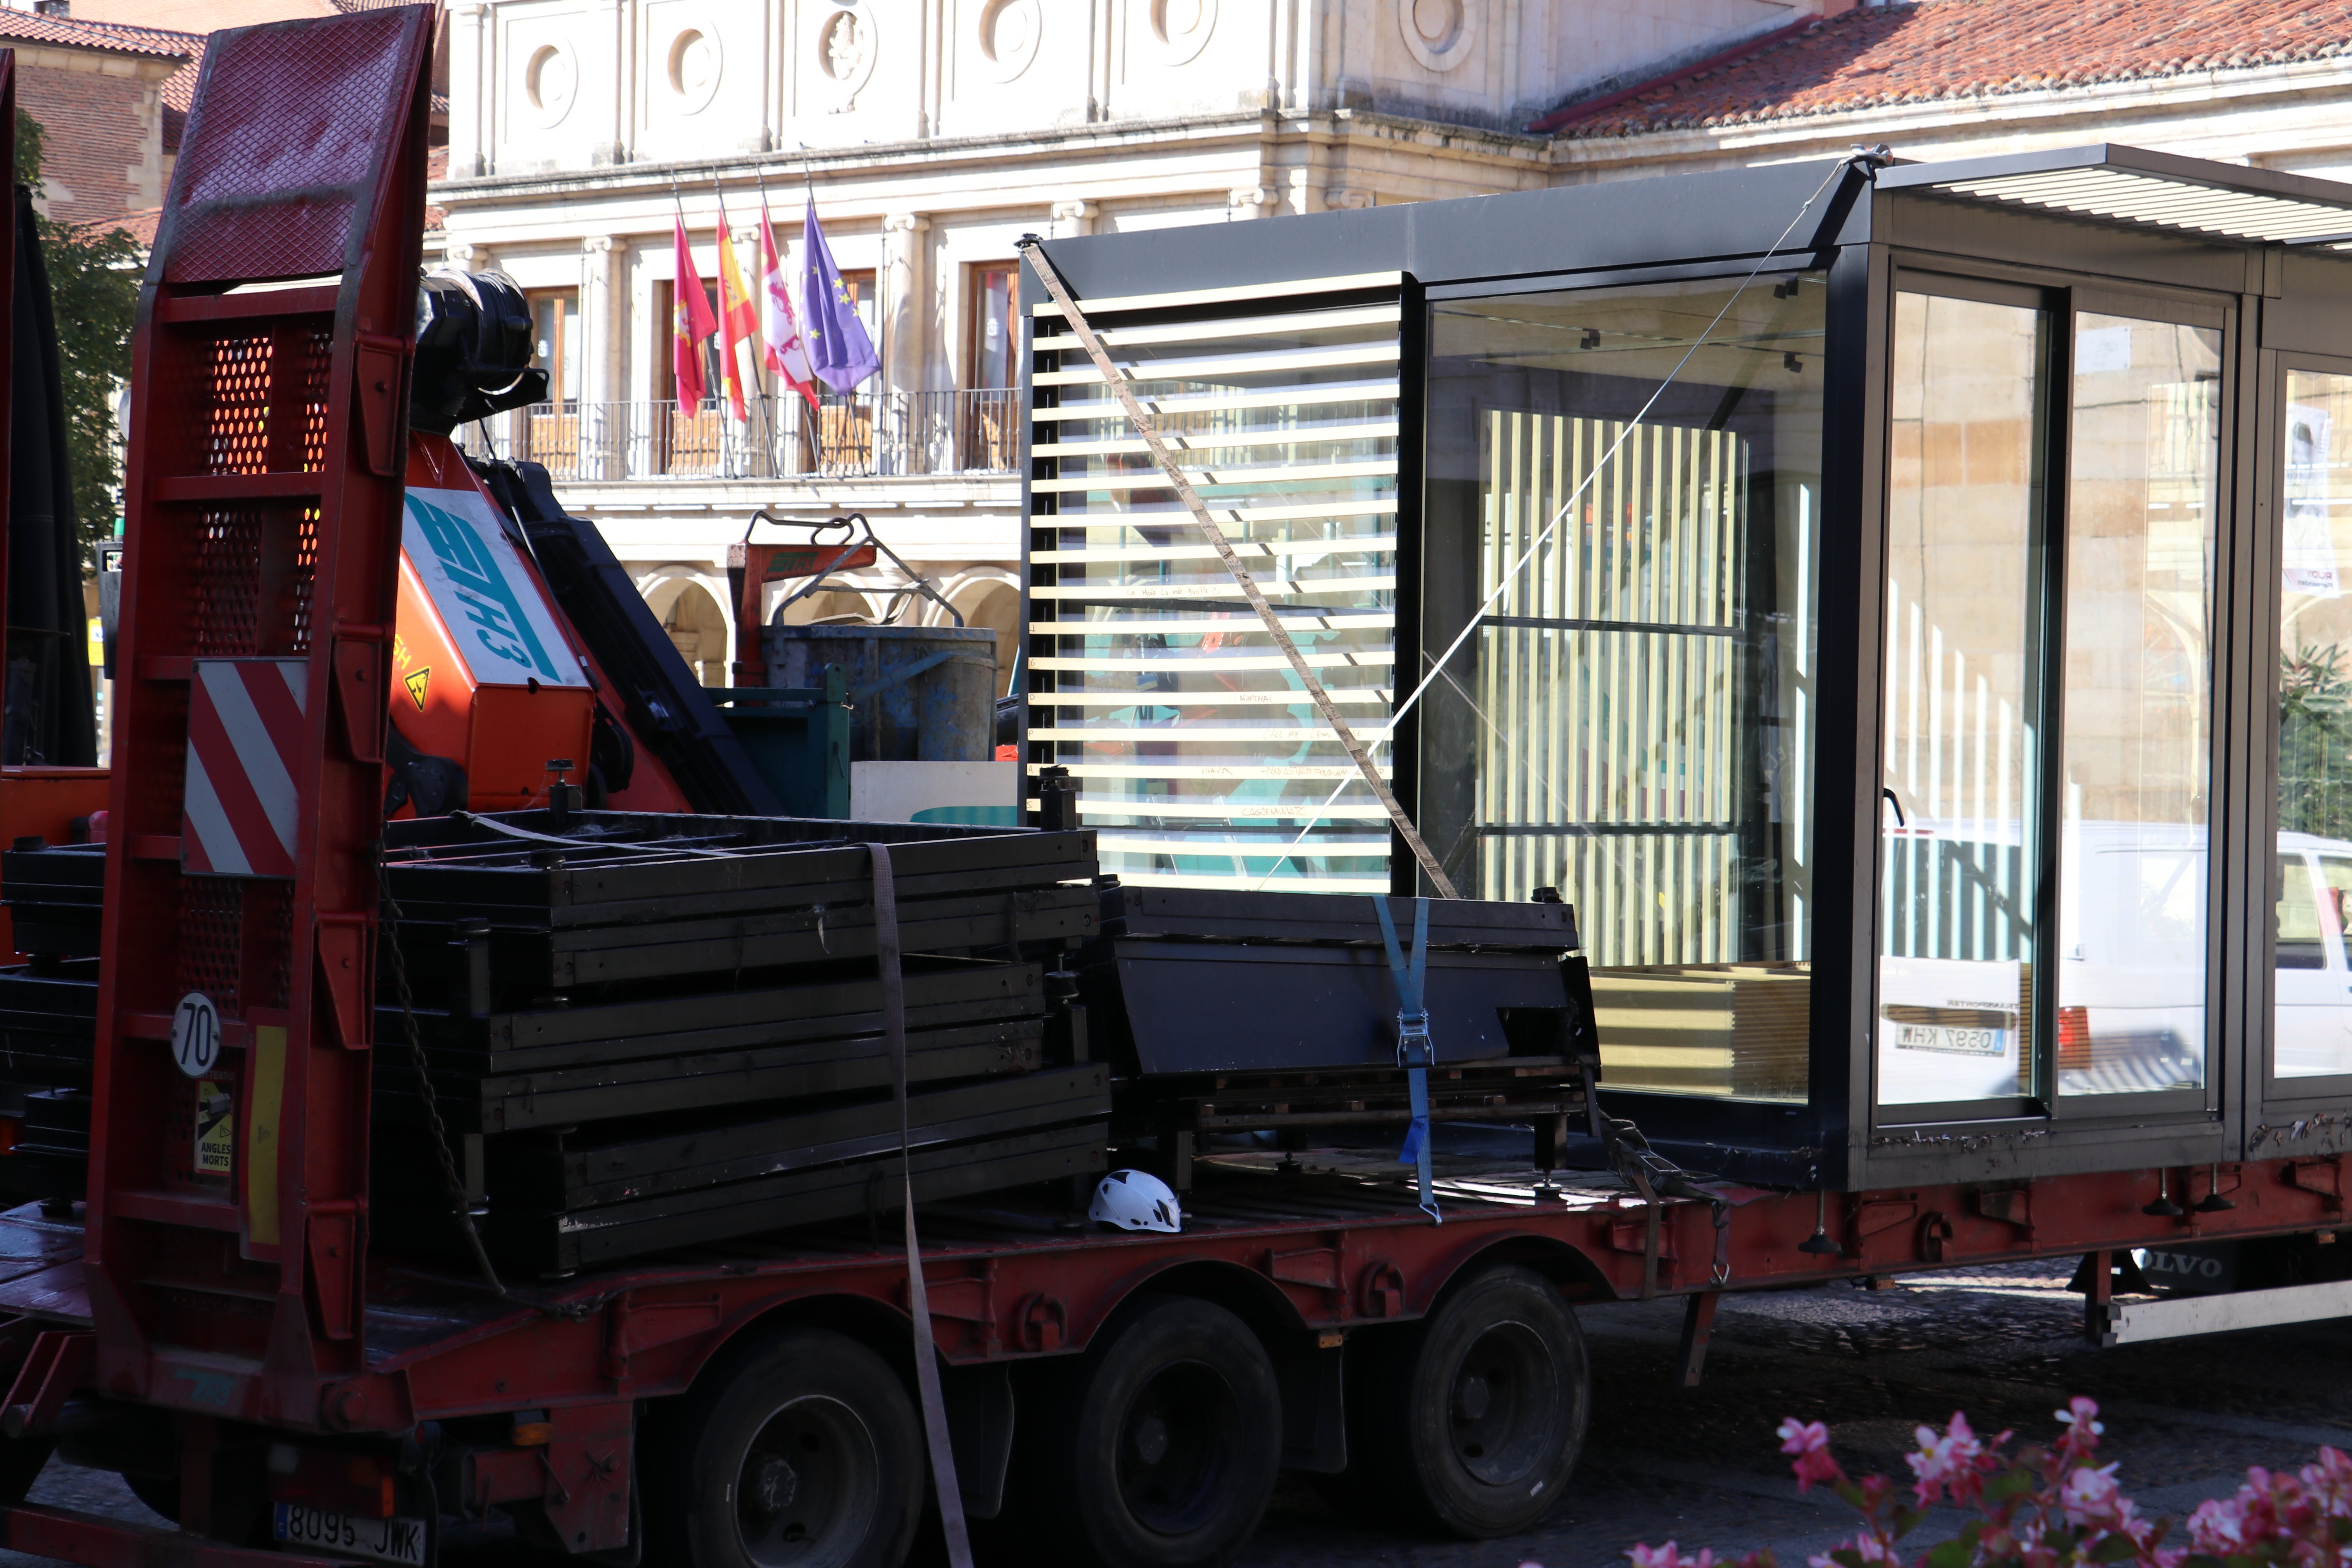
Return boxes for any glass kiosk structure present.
[1022,146,2352,1192]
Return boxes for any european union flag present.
[802,196,880,394]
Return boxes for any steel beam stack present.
[370,809,1108,1275]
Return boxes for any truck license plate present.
[271,1502,426,1566]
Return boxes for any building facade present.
[428,0,1824,691]
[0,9,191,229]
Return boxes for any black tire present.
[0,1437,46,1508]
[122,1469,179,1523]
[1346,1263,1588,1539]
[646,1325,924,1568]
[1012,1295,1282,1568]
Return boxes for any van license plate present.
[1893,1023,2009,1056]
[271,1502,426,1566]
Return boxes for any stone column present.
[1281,169,1323,218]
[881,213,931,477]
[589,0,628,167]
[1050,200,1098,238]
[581,235,624,478]
[1227,185,1272,220]
[1325,187,1376,211]
[450,3,490,178]
[882,212,931,394]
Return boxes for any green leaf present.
[1924,1538,1972,1568]
[1986,1471,2036,1502]
[1833,1482,1868,1511]
[2088,1533,2140,1562]
[1893,1508,1923,1541]
[1830,1549,1867,1568]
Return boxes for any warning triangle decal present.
[404,668,430,710]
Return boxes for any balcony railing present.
[461,388,1021,483]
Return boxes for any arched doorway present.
[643,576,730,687]
[945,576,1021,696]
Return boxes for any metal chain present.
[370,843,665,1324]
[377,869,508,1299]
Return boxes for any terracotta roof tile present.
[1541,0,2352,138]
[0,9,198,59]
[100,205,162,246]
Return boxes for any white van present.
[2274,830,2352,1079]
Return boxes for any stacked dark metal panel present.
[0,840,105,1211]
[372,809,1109,1274]
[1079,884,1594,1182]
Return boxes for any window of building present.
[969,263,1018,388]
[528,288,580,407]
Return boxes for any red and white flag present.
[759,196,822,415]
[671,211,717,410]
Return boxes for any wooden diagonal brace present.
[1017,240,1457,898]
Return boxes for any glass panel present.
[2277,368,2352,1078]
[2058,313,2219,1096]
[1421,275,1824,1101]
[972,264,1015,388]
[1878,291,2050,1108]
[1029,296,1401,890]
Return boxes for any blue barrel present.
[760,624,997,762]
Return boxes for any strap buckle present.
[1396,1010,1433,1069]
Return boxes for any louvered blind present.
[1026,275,1404,891]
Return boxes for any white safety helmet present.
[1091,1169,1182,1233]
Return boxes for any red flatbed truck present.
[0,10,2347,1568]
[0,1126,2345,1568]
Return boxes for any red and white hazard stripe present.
[182,659,308,879]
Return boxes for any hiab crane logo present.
[401,488,586,691]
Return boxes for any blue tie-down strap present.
[1372,896,1442,1224]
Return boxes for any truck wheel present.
[1350,1263,1588,1539]
[650,1325,924,1568]
[1018,1295,1281,1568]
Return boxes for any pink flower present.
[2189,1493,2254,1553]
[2062,1462,2124,1527]
[1779,1417,1829,1455]
[1805,1536,1888,1568]
[1628,1543,1718,1568]
[1779,1418,1842,1493]
[2054,1397,2106,1460]
[1907,1412,1986,1505]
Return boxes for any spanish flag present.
[713,190,761,421]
